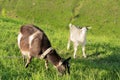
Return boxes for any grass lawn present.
[0,0,120,80]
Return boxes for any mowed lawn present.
[0,0,120,80]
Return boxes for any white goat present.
[67,23,91,58]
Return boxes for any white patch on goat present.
[21,50,30,56]
[29,31,40,48]
[54,61,63,68]
[18,32,23,48]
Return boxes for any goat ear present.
[87,27,92,30]
[66,57,71,61]
[69,23,72,28]
[63,57,71,63]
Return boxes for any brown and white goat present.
[18,24,71,75]
[67,23,91,58]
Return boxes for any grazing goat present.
[67,23,91,58]
[18,24,71,75]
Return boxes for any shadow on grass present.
[70,42,120,79]
[0,42,120,80]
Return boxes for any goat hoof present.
[73,56,76,59]
[25,64,28,68]
[46,68,50,71]
[67,48,69,50]
[45,67,49,70]
[83,56,87,58]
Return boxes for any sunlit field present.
[0,0,120,80]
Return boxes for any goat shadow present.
[69,42,120,79]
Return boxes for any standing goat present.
[67,23,91,58]
[18,24,71,75]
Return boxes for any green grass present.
[0,0,120,80]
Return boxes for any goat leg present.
[67,38,71,50]
[45,60,49,70]
[73,43,78,58]
[25,56,32,68]
[82,46,87,58]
